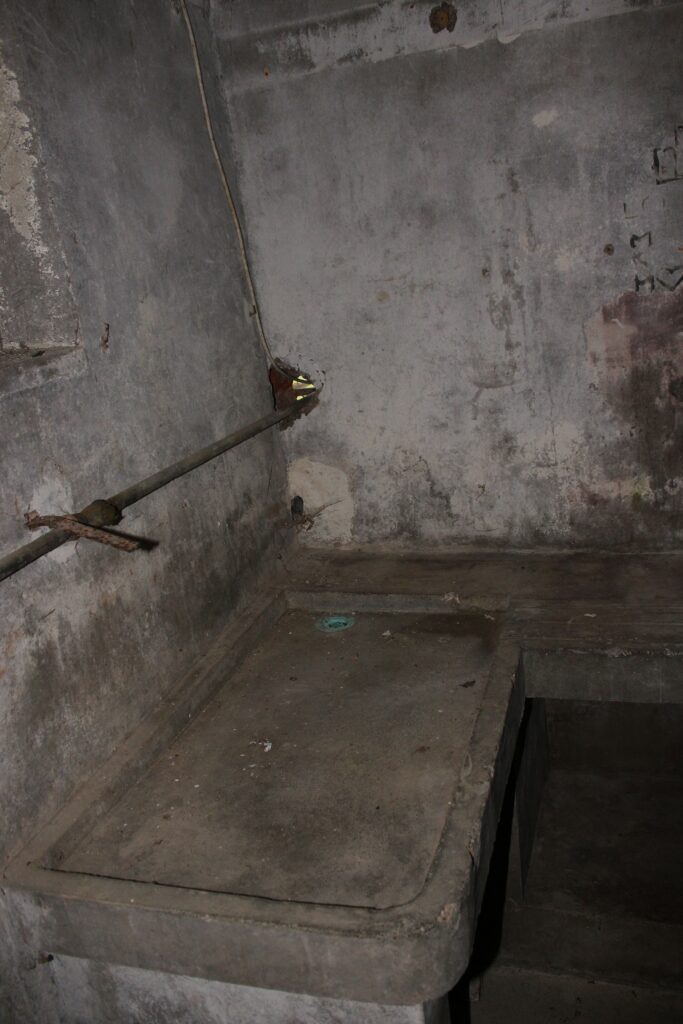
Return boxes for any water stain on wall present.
[584,288,683,539]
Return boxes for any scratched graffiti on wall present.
[653,124,683,184]
[578,121,683,539]
[624,124,683,295]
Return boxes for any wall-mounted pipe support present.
[0,397,314,584]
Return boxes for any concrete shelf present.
[5,551,683,1014]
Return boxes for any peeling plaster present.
[0,59,46,251]
[0,48,77,354]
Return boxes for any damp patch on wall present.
[288,457,353,544]
[583,289,683,534]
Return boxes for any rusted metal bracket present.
[24,510,141,553]
[269,361,317,410]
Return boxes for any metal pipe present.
[0,400,309,584]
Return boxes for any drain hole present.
[316,615,355,633]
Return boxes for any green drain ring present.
[315,615,355,633]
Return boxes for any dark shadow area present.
[463,697,683,1023]
[448,700,537,1021]
[469,700,534,976]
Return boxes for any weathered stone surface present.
[211,2,683,547]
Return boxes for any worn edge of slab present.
[284,547,683,605]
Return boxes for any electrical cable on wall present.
[179,0,317,408]
[179,0,275,367]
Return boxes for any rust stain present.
[25,510,141,552]
[2,628,23,659]
[429,2,457,33]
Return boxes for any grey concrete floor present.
[472,967,683,1024]
[519,768,683,925]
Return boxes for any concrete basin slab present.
[60,608,494,910]
[6,551,681,1006]
[4,587,521,1006]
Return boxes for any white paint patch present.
[532,108,559,128]
[554,247,581,273]
[288,457,353,544]
[0,55,48,255]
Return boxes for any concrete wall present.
[213,0,683,548]
[0,0,287,871]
